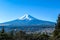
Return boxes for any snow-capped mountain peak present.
[19,14,32,20]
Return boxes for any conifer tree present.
[53,14,60,40]
[55,14,60,29]
[1,26,5,33]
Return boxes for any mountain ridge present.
[0,14,55,27]
[0,14,55,32]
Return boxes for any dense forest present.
[0,14,60,40]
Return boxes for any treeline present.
[0,14,60,40]
[0,28,50,40]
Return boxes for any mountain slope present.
[0,14,55,32]
[0,14,55,27]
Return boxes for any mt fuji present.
[0,14,55,27]
[0,14,55,32]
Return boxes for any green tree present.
[53,14,60,40]
[1,26,5,33]
[38,33,49,40]
[53,14,60,36]
[16,30,26,40]
[0,26,15,40]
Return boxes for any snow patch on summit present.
[19,14,32,20]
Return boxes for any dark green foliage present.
[0,27,15,40]
[53,29,60,37]
[55,14,60,29]
[1,26,5,33]
[37,33,49,40]
[54,34,60,40]
[53,14,60,40]
[16,30,26,40]
[0,27,51,40]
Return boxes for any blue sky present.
[0,0,60,23]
